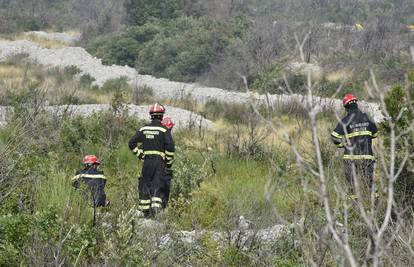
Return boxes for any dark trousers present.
[160,170,172,208]
[138,156,165,213]
[82,178,106,207]
[344,159,375,194]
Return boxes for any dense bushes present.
[0,0,124,35]
[87,16,233,81]
[124,0,185,26]
[383,72,414,211]
[3,0,412,95]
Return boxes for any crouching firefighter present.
[129,103,175,217]
[331,94,378,196]
[72,155,108,207]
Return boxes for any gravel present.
[0,104,213,130]
[0,40,384,122]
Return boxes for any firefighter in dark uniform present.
[135,115,175,209]
[160,116,175,208]
[331,94,378,195]
[129,103,175,217]
[72,155,108,207]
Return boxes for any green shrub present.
[170,150,206,200]
[80,74,96,89]
[64,224,102,263]
[124,0,185,26]
[139,17,232,81]
[100,37,141,67]
[87,17,233,82]
[204,99,250,124]
[0,214,33,250]
[203,99,226,120]
[383,75,414,211]
[0,243,20,266]
[32,206,61,242]
[126,23,162,43]
[222,245,252,266]
[169,183,226,229]
[101,77,131,93]
[59,112,141,153]
[250,65,283,94]
[315,77,342,97]
[132,84,154,105]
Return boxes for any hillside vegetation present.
[1,0,414,266]
[2,0,413,95]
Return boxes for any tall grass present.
[0,33,69,49]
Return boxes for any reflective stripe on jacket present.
[128,120,175,162]
[331,108,378,160]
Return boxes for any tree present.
[124,0,185,26]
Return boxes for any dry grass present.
[326,69,352,82]
[0,64,40,90]
[177,113,334,160]
[0,60,336,162]
[0,33,68,49]
[0,61,115,104]
[0,65,25,78]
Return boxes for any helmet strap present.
[83,163,92,170]
[151,114,163,120]
[345,102,358,112]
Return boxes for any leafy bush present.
[101,77,131,93]
[89,36,141,67]
[132,84,154,105]
[0,214,33,250]
[138,17,232,81]
[60,112,140,153]
[204,99,250,123]
[87,17,233,82]
[124,0,185,26]
[383,74,414,211]
[170,150,206,200]
[249,66,283,94]
[79,74,96,89]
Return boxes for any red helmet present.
[149,103,165,115]
[83,155,100,165]
[343,94,358,106]
[161,116,175,129]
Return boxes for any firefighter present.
[331,94,378,195]
[72,155,108,207]
[135,115,175,209]
[160,116,175,208]
[129,103,175,217]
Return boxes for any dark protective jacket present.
[331,108,378,160]
[71,168,107,207]
[128,120,175,167]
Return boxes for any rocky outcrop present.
[109,210,290,250]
